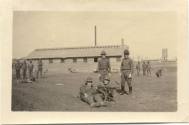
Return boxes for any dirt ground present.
[12,65,177,112]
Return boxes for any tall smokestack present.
[94,25,97,46]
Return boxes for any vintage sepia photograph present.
[12,11,177,112]
[1,0,189,123]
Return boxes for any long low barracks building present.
[24,43,128,72]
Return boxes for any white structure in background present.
[162,48,168,61]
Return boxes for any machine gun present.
[97,85,117,102]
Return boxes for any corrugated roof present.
[25,45,128,59]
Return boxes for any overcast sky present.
[13,11,177,59]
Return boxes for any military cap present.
[124,49,129,55]
[86,76,93,82]
[100,50,106,55]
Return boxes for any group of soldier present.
[79,49,163,107]
[97,49,134,95]
[136,61,152,76]
[79,49,134,107]
[13,48,161,108]
[13,59,43,83]
[79,76,113,107]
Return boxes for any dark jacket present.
[98,58,111,71]
[120,58,134,73]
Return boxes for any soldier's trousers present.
[29,69,33,79]
[23,69,27,80]
[143,69,146,76]
[80,94,103,105]
[99,69,108,82]
[136,69,140,76]
[121,70,132,91]
[147,69,151,76]
[37,68,42,78]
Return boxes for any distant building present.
[24,43,128,72]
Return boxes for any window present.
[61,59,64,63]
[83,58,87,63]
[49,59,53,63]
[73,58,77,63]
[94,58,98,62]
[116,57,121,62]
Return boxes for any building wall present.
[25,44,130,73]
[30,57,122,73]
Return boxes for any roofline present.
[35,45,127,51]
[24,55,122,60]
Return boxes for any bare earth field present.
[12,64,177,112]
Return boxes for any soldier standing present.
[146,61,151,76]
[79,77,106,107]
[97,50,111,82]
[120,49,134,95]
[28,60,34,80]
[15,60,22,83]
[136,61,141,76]
[142,61,147,76]
[22,60,28,82]
[37,59,43,78]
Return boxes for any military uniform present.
[156,69,162,77]
[79,77,106,107]
[96,77,115,102]
[15,60,22,80]
[22,60,28,80]
[136,61,141,76]
[28,61,34,79]
[146,61,151,76]
[97,84,114,101]
[142,62,147,76]
[37,60,43,78]
[120,49,134,95]
[97,51,111,82]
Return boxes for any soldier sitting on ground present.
[79,77,107,107]
[97,76,116,102]
[156,68,163,78]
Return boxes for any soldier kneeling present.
[156,69,163,78]
[79,77,107,107]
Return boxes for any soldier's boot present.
[90,103,100,107]
[129,87,132,95]
[90,103,95,107]
[100,102,107,107]
[120,85,125,95]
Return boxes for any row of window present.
[49,57,121,64]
